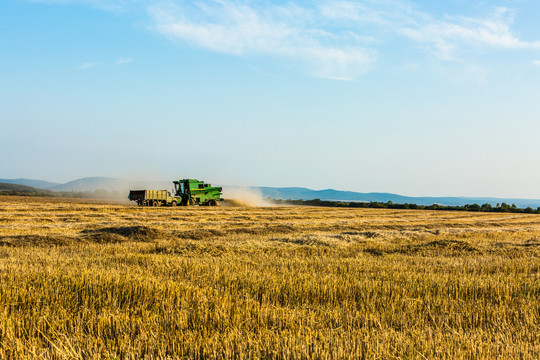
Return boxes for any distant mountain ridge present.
[0,182,53,195]
[2,177,540,208]
[0,177,172,193]
[256,187,540,208]
[46,177,172,192]
[0,178,60,189]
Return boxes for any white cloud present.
[398,7,540,60]
[75,62,100,70]
[318,0,421,27]
[26,0,540,79]
[148,1,376,80]
[318,2,540,60]
[115,58,133,65]
[146,1,540,79]
[533,60,540,66]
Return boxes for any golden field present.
[0,195,539,359]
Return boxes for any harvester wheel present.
[209,200,217,206]
[171,201,177,207]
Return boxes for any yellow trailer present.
[128,190,175,206]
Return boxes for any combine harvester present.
[128,179,223,207]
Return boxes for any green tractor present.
[173,179,223,206]
[128,179,223,206]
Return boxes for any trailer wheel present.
[171,201,177,207]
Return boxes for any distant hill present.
[47,177,127,192]
[0,178,60,189]
[0,182,53,196]
[256,187,540,208]
[47,177,171,192]
[3,177,540,208]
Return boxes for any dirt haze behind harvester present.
[222,186,275,207]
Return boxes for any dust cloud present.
[222,186,275,207]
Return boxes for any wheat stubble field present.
[0,196,539,359]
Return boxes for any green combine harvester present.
[128,179,223,207]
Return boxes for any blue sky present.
[1,0,540,197]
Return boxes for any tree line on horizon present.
[270,198,540,214]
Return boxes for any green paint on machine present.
[128,179,223,207]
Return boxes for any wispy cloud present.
[115,58,133,65]
[533,60,540,66]
[147,1,540,79]
[148,1,376,80]
[319,2,540,60]
[26,0,540,79]
[75,62,100,70]
[398,7,540,60]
